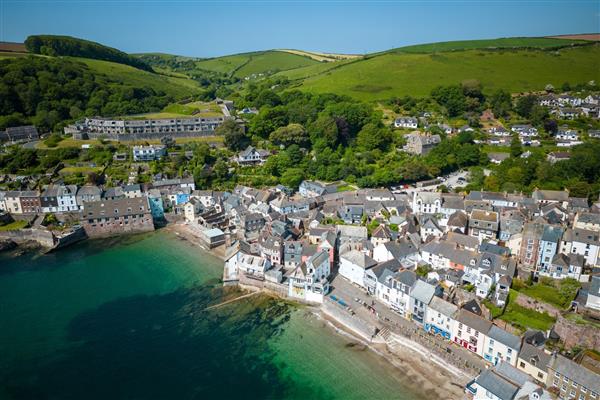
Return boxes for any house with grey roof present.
[339,250,378,292]
[288,249,331,303]
[453,309,492,358]
[467,361,550,400]
[236,146,270,165]
[409,280,438,325]
[540,252,586,280]
[484,325,522,367]
[546,354,600,400]
[425,296,457,340]
[403,131,440,155]
[585,276,600,312]
[375,267,417,316]
[373,239,418,266]
[560,228,600,267]
[469,209,499,243]
[517,341,552,384]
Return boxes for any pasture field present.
[73,58,201,97]
[196,50,319,77]
[295,44,600,100]
[388,37,588,54]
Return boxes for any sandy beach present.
[163,222,227,260]
[319,310,467,400]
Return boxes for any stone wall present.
[82,216,154,238]
[554,315,600,351]
[514,291,562,318]
[0,228,55,247]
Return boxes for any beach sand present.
[320,311,467,400]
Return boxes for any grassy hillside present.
[195,50,320,77]
[75,58,200,97]
[291,44,600,100]
[389,37,587,53]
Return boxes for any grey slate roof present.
[518,343,551,371]
[429,296,457,318]
[475,369,519,400]
[548,354,600,393]
[488,325,521,351]
[456,309,492,334]
[410,280,436,305]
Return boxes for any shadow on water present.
[0,233,154,276]
[1,284,313,400]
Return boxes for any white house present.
[412,192,442,215]
[408,280,437,326]
[377,269,417,316]
[585,276,600,311]
[288,249,331,303]
[339,250,378,290]
[484,325,521,366]
[394,117,418,129]
[561,228,600,267]
[237,146,270,165]
[424,297,457,340]
[57,185,79,212]
[132,145,166,162]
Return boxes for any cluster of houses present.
[0,177,199,239]
[486,124,592,150]
[3,175,600,398]
[539,93,600,121]
[184,182,600,399]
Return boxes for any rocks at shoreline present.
[0,239,17,252]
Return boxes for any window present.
[520,361,526,368]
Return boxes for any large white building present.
[132,145,166,162]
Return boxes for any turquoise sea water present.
[0,231,421,400]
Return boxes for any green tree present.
[217,119,247,151]
[515,95,538,118]
[510,133,522,158]
[356,123,391,151]
[269,123,309,146]
[280,168,305,188]
[489,89,512,117]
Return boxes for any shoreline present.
[162,223,227,261]
[157,226,470,399]
[316,308,468,400]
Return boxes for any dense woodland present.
[25,35,153,72]
[0,57,174,131]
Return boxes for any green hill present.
[387,37,588,54]
[287,42,600,100]
[195,50,320,77]
[75,57,200,97]
[25,35,153,72]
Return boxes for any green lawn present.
[0,220,29,231]
[514,278,580,309]
[498,290,557,332]
[59,166,103,175]
[295,44,600,100]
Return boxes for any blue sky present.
[1,0,599,57]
